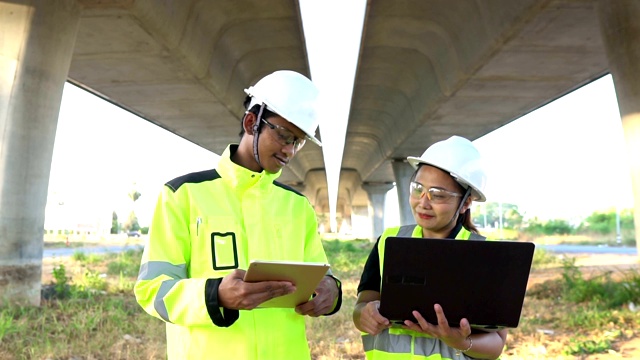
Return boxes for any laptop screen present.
[378,237,535,330]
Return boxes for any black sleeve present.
[356,237,382,294]
[323,275,343,316]
[205,278,239,327]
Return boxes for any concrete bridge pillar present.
[392,159,415,225]
[597,0,640,254]
[0,1,80,305]
[363,183,393,241]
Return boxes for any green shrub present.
[531,247,559,269]
[78,269,108,292]
[52,264,70,299]
[71,251,87,262]
[560,258,640,308]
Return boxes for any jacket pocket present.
[190,216,241,274]
[211,231,238,270]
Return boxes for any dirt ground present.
[527,253,639,286]
[41,236,144,284]
[40,246,640,359]
[517,253,640,359]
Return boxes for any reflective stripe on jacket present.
[134,144,333,359]
[362,225,485,360]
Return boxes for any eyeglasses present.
[409,181,462,204]
[261,118,306,151]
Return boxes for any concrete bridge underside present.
[1,0,639,305]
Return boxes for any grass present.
[1,239,639,359]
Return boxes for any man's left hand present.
[295,276,338,317]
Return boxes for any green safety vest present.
[363,225,485,360]
[134,144,336,359]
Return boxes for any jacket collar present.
[217,144,282,192]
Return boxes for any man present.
[134,70,342,359]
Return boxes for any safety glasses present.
[261,118,306,151]
[409,181,462,204]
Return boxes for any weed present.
[78,269,108,292]
[0,312,17,343]
[559,258,640,308]
[107,260,139,277]
[86,253,103,264]
[531,247,559,269]
[562,330,621,355]
[52,264,70,298]
[72,251,87,262]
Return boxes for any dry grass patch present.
[3,239,640,359]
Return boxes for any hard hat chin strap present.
[446,187,472,229]
[251,102,267,171]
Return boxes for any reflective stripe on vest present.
[362,328,472,359]
[365,225,483,359]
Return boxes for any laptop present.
[378,237,535,330]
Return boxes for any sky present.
[381,74,633,226]
[299,0,366,230]
[46,84,216,228]
[44,2,634,231]
[474,75,633,221]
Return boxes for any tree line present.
[472,202,636,245]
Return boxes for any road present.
[43,244,143,258]
[538,244,637,255]
[42,243,637,259]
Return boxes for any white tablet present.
[243,260,330,308]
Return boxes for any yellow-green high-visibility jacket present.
[362,225,485,360]
[134,144,341,360]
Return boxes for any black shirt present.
[356,222,464,294]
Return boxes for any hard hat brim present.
[306,135,322,147]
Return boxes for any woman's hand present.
[356,300,392,335]
[403,303,472,350]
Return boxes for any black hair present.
[238,95,277,138]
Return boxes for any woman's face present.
[409,165,470,238]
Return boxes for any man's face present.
[257,115,307,174]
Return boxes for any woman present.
[353,136,507,359]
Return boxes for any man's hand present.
[217,269,296,310]
[295,275,339,317]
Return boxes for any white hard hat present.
[245,70,321,146]
[407,135,487,202]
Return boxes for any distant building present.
[44,192,111,235]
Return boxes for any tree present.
[522,217,573,235]
[472,202,523,229]
[577,208,636,243]
[128,188,141,203]
[579,210,616,234]
[543,219,573,235]
[110,211,119,234]
[124,211,140,232]
[123,183,142,232]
